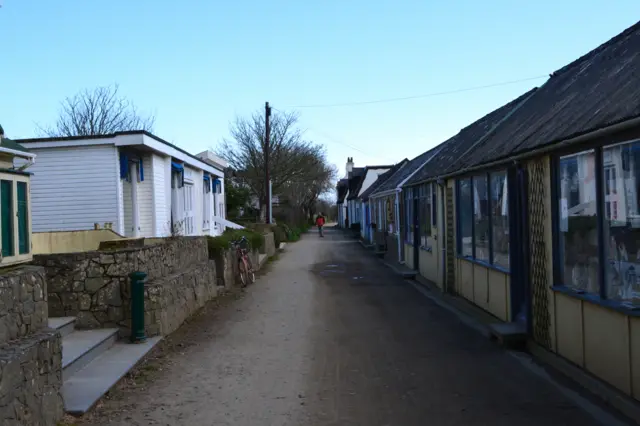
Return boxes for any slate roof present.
[347,164,394,200]
[345,167,366,200]
[453,20,640,172]
[404,88,538,186]
[370,146,441,197]
[336,179,349,204]
[360,159,409,201]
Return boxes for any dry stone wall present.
[0,267,48,343]
[33,237,210,329]
[0,329,63,426]
[0,266,63,426]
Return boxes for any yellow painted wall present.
[529,155,638,400]
[404,244,415,270]
[552,292,639,400]
[631,317,640,399]
[453,258,510,322]
[32,229,123,254]
[418,242,439,287]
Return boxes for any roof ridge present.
[551,20,640,78]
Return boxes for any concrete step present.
[62,328,119,381]
[48,317,77,338]
[489,322,527,350]
[63,337,162,415]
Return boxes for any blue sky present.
[1,1,639,177]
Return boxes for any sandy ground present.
[73,227,630,426]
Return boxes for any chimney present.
[345,157,354,175]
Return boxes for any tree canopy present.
[218,110,336,223]
[39,84,154,137]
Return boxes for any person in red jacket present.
[316,213,326,237]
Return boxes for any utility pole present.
[264,102,272,224]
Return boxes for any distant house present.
[15,131,229,238]
[346,164,394,237]
[0,126,36,266]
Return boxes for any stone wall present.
[135,261,218,337]
[0,266,63,426]
[260,232,276,258]
[213,248,260,289]
[0,266,47,343]
[33,237,210,329]
[0,329,63,426]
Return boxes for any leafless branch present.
[37,84,155,137]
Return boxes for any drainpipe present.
[438,178,446,292]
[395,189,402,263]
[131,162,140,238]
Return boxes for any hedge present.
[207,228,264,257]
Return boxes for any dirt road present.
[82,228,629,426]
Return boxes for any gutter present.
[438,115,640,181]
[0,146,36,160]
[370,145,446,200]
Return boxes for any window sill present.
[456,255,510,275]
[551,286,640,317]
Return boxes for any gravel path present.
[80,228,626,426]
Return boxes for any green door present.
[1,180,13,257]
[17,182,28,254]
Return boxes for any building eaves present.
[452,20,640,172]
[405,87,538,186]
[361,159,409,201]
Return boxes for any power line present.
[283,75,548,109]
[270,106,400,163]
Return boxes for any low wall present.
[0,266,48,343]
[213,248,260,289]
[260,232,276,257]
[137,261,218,337]
[32,229,123,255]
[33,237,210,329]
[0,266,63,425]
[0,329,63,425]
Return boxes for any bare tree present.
[218,110,333,221]
[39,84,154,137]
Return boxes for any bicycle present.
[232,236,255,287]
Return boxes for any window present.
[557,150,599,295]
[0,174,31,263]
[491,172,509,268]
[416,183,431,246]
[1,180,14,258]
[602,142,640,305]
[404,188,414,243]
[457,178,473,257]
[431,185,437,228]
[457,171,509,270]
[473,175,490,262]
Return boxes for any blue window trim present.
[455,172,509,272]
[552,285,640,317]
[456,254,510,275]
[550,145,640,313]
[119,152,144,182]
[171,161,185,187]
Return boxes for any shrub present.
[207,228,264,258]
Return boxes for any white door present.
[183,183,194,235]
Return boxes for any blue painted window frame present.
[551,144,640,315]
[455,171,510,274]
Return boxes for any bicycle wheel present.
[238,262,247,287]
[246,259,256,284]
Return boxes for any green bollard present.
[129,271,148,343]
